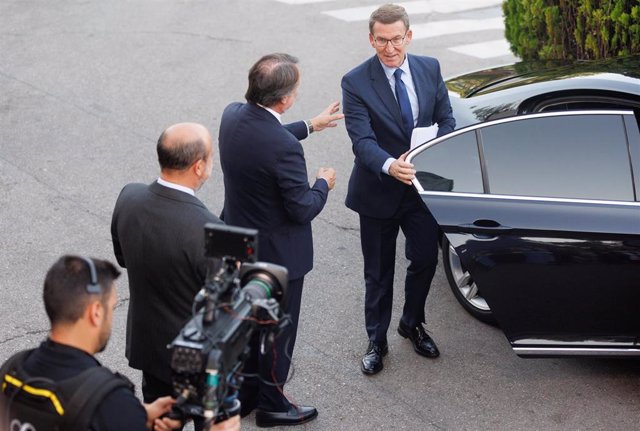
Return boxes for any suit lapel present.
[408,55,429,128]
[369,57,404,130]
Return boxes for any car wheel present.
[442,237,497,325]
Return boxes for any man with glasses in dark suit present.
[342,3,456,376]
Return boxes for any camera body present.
[168,223,288,423]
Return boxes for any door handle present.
[458,220,512,235]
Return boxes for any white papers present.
[410,124,439,149]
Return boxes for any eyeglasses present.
[373,33,407,47]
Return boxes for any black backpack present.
[0,349,134,431]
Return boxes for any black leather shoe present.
[397,322,439,358]
[361,341,388,375]
[255,405,318,427]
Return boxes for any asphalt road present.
[1,1,639,430]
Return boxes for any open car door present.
[407,111,640,357]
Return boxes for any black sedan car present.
[408,56,640,357]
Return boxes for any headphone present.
[79,257,101,294]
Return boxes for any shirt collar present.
[157,177,195,196]
[258,104,282,124]
[379,55,412,82]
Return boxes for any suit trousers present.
[359,187,439,345]
[239,276,304,413]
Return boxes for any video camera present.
[168,223,289,426]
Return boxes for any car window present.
[411,131,483,193]
[480,114,634,201]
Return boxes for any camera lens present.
[242,272,281,302]
[239,263,288,305]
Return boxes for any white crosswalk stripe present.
[273,0,336,4]
[411,17,503,39]
[449,39,512,58]
[322,0,503,22]
[271,0,513,59]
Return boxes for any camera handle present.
[202,369,220,420]
[168,371,241,426]
[202,369,242,428]
[203,257,242,325]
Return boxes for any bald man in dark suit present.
[111,123,222,414]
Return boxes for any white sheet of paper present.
[410,124,439,149]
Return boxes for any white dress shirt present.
[258,104,311,137]
[379,56,420,175]
[157,177,195,196]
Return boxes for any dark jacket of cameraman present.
[15,339,147,430]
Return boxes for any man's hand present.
[153,416,183,431]
[143,396,181,430]
[310,101,345,132]
[317,167,337,190]
[388,152,415,185]
[210,415,241,431]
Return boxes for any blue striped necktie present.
[394,68,414,137]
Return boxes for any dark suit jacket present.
[218,102,329,280]
[341,54,455,218]
[110,181,221,382]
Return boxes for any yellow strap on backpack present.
[3,374,65,416]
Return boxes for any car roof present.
[446,55,640,98]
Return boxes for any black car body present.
[408,56,640,357]
[447,55,640,128]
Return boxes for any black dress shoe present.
[255,405,318,427]
[361,341,388,375]
[397,322,439,358]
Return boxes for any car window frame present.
[408,110,639,203]
[530,94,640,113]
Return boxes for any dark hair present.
[245,53,299,107]
[43,255,120,325]
[157,132,208,170]
[369,3,410,33]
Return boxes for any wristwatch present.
[305,120,314,134]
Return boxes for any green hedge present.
[503,0,640,60]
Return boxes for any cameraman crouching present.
[0,255,240,431]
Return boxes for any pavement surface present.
[1,1,639,430]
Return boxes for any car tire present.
[442,236,497,326]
